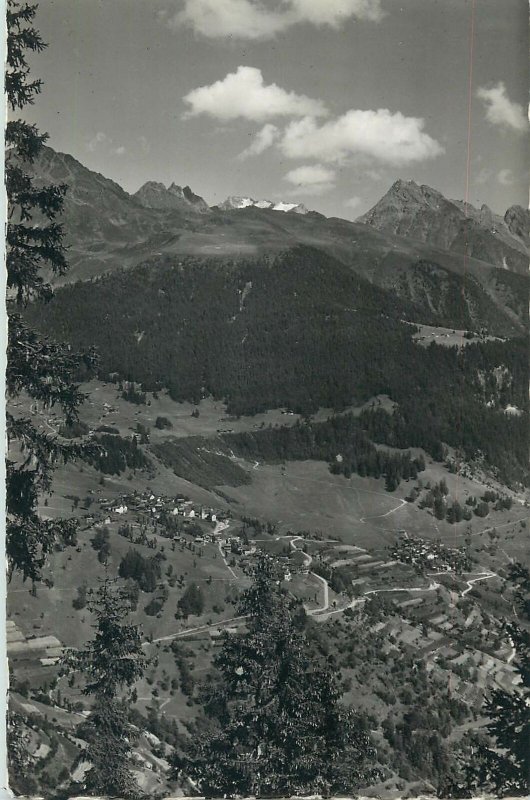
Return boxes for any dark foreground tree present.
[174,556,377,797]
[7,710,38,796]
[479,624,530,795]
[63,579,148,798]
[444,566,530,798]
[474,564,530,795]
[6,0,96,583]
[445,625,530,798]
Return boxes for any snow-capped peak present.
[218,196,309,214]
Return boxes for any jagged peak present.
[390,178,419,190]
[136,180,167,193]
[167,182,184,196]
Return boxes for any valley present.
[8,144,529,800]
[8,371,529,797]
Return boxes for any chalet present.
[399,597,423,609]
[351,577,368,586]
[430,614,448,626]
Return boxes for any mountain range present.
[21,145,527,338]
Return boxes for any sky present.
[20,0,529,219]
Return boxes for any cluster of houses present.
[391,533,470,574]
[218,536,255,558]
[98,490,229,529]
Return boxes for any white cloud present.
[138,135,151,154]
[284,163,336,195]
[284,163,336,185]
[238,123,280,159]
[174,0,284,40]
[168,0,384,40]
[87,132,126,156]
[497,168,515,186]
[87,131,109,152]
[345,195,362,210]
[364,168,385,181]
[183,66,327,122]
[279,109,443,166]
[477,82,527,132]
[288,0,384,26]
[475,167,493,185]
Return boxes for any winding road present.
[288,536,331,615]
[461,571,498,597]
[359,497,408,523]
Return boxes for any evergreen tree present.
[480,625,529,794]
[174,556,376,796]
[63,579,148,798]
[7,710,37,796]
[508,562,530,619]
[178,582,205,617]
[458,566,530,796]
[5,0,96,582]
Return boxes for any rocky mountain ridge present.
[357,179,528,274]
[17,145,527,335]
[134,180,210,213]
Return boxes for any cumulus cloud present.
[362,168,385,182]
[477,82,527,132]
[345,195,362,210]
[288,0,384,26]
[87,132,126,156]
[138,135,151,154]
[174,0,284,39]
[166,0,384,40]
[238,123,280,159]
[183,66,327,122]
[284,163,336,194]
[475,167,493,185]
[279,109,443,166]
[87,131,109,152]
[497,168,515,186]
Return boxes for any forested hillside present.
[20,147,528,340]
[25,246,528,484]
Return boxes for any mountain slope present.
[17,145,214,282]
[19,146,527,334]
[24,245,529,482]
[357,179,528,274]
[504,204,530,248]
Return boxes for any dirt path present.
[359,497,407,523]
[149,614,248,645]
[310,572,329,614]
[461,571,497,597]
[217,541,239,579]
[365,580,441,596]
[288,536,331,615]
[471,517,528,537]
